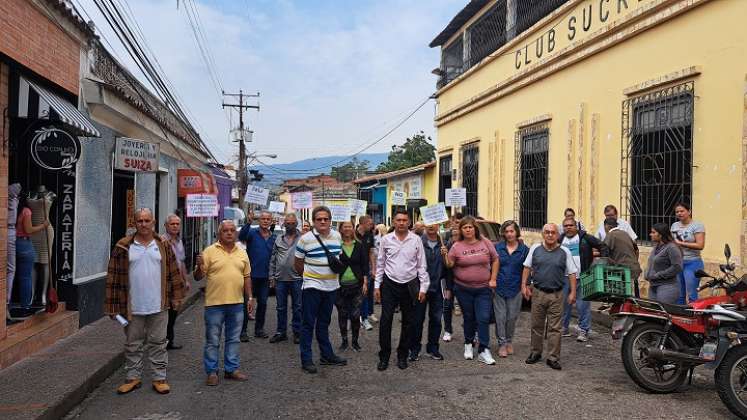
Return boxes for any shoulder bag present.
[313,233,346,274]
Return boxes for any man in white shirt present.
[596,204,637,241]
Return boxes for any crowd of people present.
[104,201,705,392]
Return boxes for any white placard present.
[391,190,407,206]
[114,137,159,172]
[291,191,313,209]
[268,201,286,214]
[330,204,351,222]
[348,199,368,216]
[445,188,467,207]
[420,203,449,226]
[244,185,269,205]
[186,194,219,218]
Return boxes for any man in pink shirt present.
[374,210,429,371]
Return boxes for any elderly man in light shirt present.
[596,204,637,241]
[374,210,429,372]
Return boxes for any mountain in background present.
[251,152,389,184]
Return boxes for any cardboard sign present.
[391,190,407,206]
[291,191,313,209]
[244,185,269,205]
[330,204,351,222]
[268,201,286,214]
[114,137,159,172]
[420,203,449,226]
[445,188,467,207]
[186,194,219,218]
[348,199,368,216]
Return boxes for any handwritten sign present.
[268,201,286,214]
[348,199,367,216]
[330,204,351,222]
[391,190,407,206]
[420,203,449,226]
[115,137,159,172]
[445,188,467,207]
[186,194,219,218]
[291,191,313,209]
[244,185,269,205]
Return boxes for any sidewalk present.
[0,278,202,420]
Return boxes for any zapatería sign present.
[115,137,160,172]
[30,126,81,170]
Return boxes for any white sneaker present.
[362,319,373,331]
[368,314,378,323]
[478,349,496,365]
[442,332,452,342]
[464,344,474,360]
[576,331,589,342]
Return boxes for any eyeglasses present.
[543,231,557,235]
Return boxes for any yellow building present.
[430,0,747,275]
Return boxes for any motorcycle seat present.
[657,302,692,317]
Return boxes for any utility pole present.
[222,90,259,208]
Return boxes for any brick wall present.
[0,0,80,94]
[0,62,8,340]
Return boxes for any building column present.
[741,75,747,268]
[0,63,8,340]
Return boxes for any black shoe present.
[293,333,301,344]
[427,351,444,361]
[377,359,389,371]
[320,355,347,366]
[254,330,269,339]
[546,359,562,370]
[302,363,317,374]
[408,352,419,362]
[339,338,349,351]
[240,333,250,343]
[351,340,362,352]
[397,358,408,370]
[269,333,287,343]
[525,353,542,364]
[166,341,183,350]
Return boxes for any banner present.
[445,188,467,207]
[330,204,351,222]
[186,194,219,218]
[391,190,407,206]
[177,169,217,197]
[268,201,286,214]
[420,203,449,226]
[114,137,159,172]
[244,185,269,205]
[348,199,367,216]
[291,191,313,209]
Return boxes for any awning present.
[23,78,101,137]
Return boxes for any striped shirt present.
[295,229,342,291]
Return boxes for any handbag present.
[313,233,346,274]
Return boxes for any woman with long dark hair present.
[671,202,705,304]
[335,221,369,351]
[644,223,683,304]
[15,193,49,308]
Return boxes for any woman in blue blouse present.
[492,220,529,358]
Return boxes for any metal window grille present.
[439,39,464,89]
[438,155,453,208]
[514,0,569,35]
[515,124,549,230]
[467,1,507,68]
[462,144,479,217]
[621,82,694,242]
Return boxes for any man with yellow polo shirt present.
[194,220,253,386]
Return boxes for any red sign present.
[177,169,218,197]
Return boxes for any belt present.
[17,236,31,240]
[535,285,562,293]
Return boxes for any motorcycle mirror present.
[694,269,711,279]
[725,244,732,259]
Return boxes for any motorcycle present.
[608,244,747,394]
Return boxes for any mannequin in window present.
[28,186,55,305]
[7,183,21,306]
[16,193,50,309]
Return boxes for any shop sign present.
[177,169,217,197]
[30,125,81,171]
[55,171,76,282]
[114,137,159,172]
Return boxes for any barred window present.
[515,125,549,230]
[439,39,464,89]
[438,155,453,211]
[514,0,569,35]
[462,144,479,217]
[467,1,507,68]
[621,82,694,241]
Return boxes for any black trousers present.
[166,308,178,343]
[378,276,417,362]
[335,285,363,340]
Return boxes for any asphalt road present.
[66,297,736,420]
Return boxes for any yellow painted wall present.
[434,0,747,265]
[385,166,438,221]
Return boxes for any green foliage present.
[331,157,370,182]
[376,131,435,172]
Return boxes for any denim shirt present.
[239,227,276,278]
[495,241,530,299]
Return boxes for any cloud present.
[77,0,464,164]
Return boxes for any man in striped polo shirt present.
[294,206,347,374]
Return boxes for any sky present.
[74,0,465,164]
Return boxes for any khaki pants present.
[124,310,168,381]
[530,287,563,362]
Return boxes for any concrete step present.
[1,306,78,369]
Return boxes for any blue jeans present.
[360,276,375,319]
[204,304,243,374]
[300,288,337,365]
[275,280,302,335]
[243,277,269,335]
[678,259,704,304]
[16,238,36,307]
[411,289,443,355]
[562,281,591,333]
[453,284,492,352]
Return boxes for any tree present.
[331,157,370,182]
[376,131,435,172]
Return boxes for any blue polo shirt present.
[239,226,275,279]
[495,241,530,299]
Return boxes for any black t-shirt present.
[355,228,375,254]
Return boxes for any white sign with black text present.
[391,190,407,206]
[445,188,467,207]
[244,185,270,205]
[268,201,286,214]
[186,194,219,218]
[330,204,351,222]
[420,203,449,226]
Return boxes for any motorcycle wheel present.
[715,345,747,419]
[621,322,689,393]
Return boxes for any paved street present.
[66,297,735,420]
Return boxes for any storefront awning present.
[24,78,101,137]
